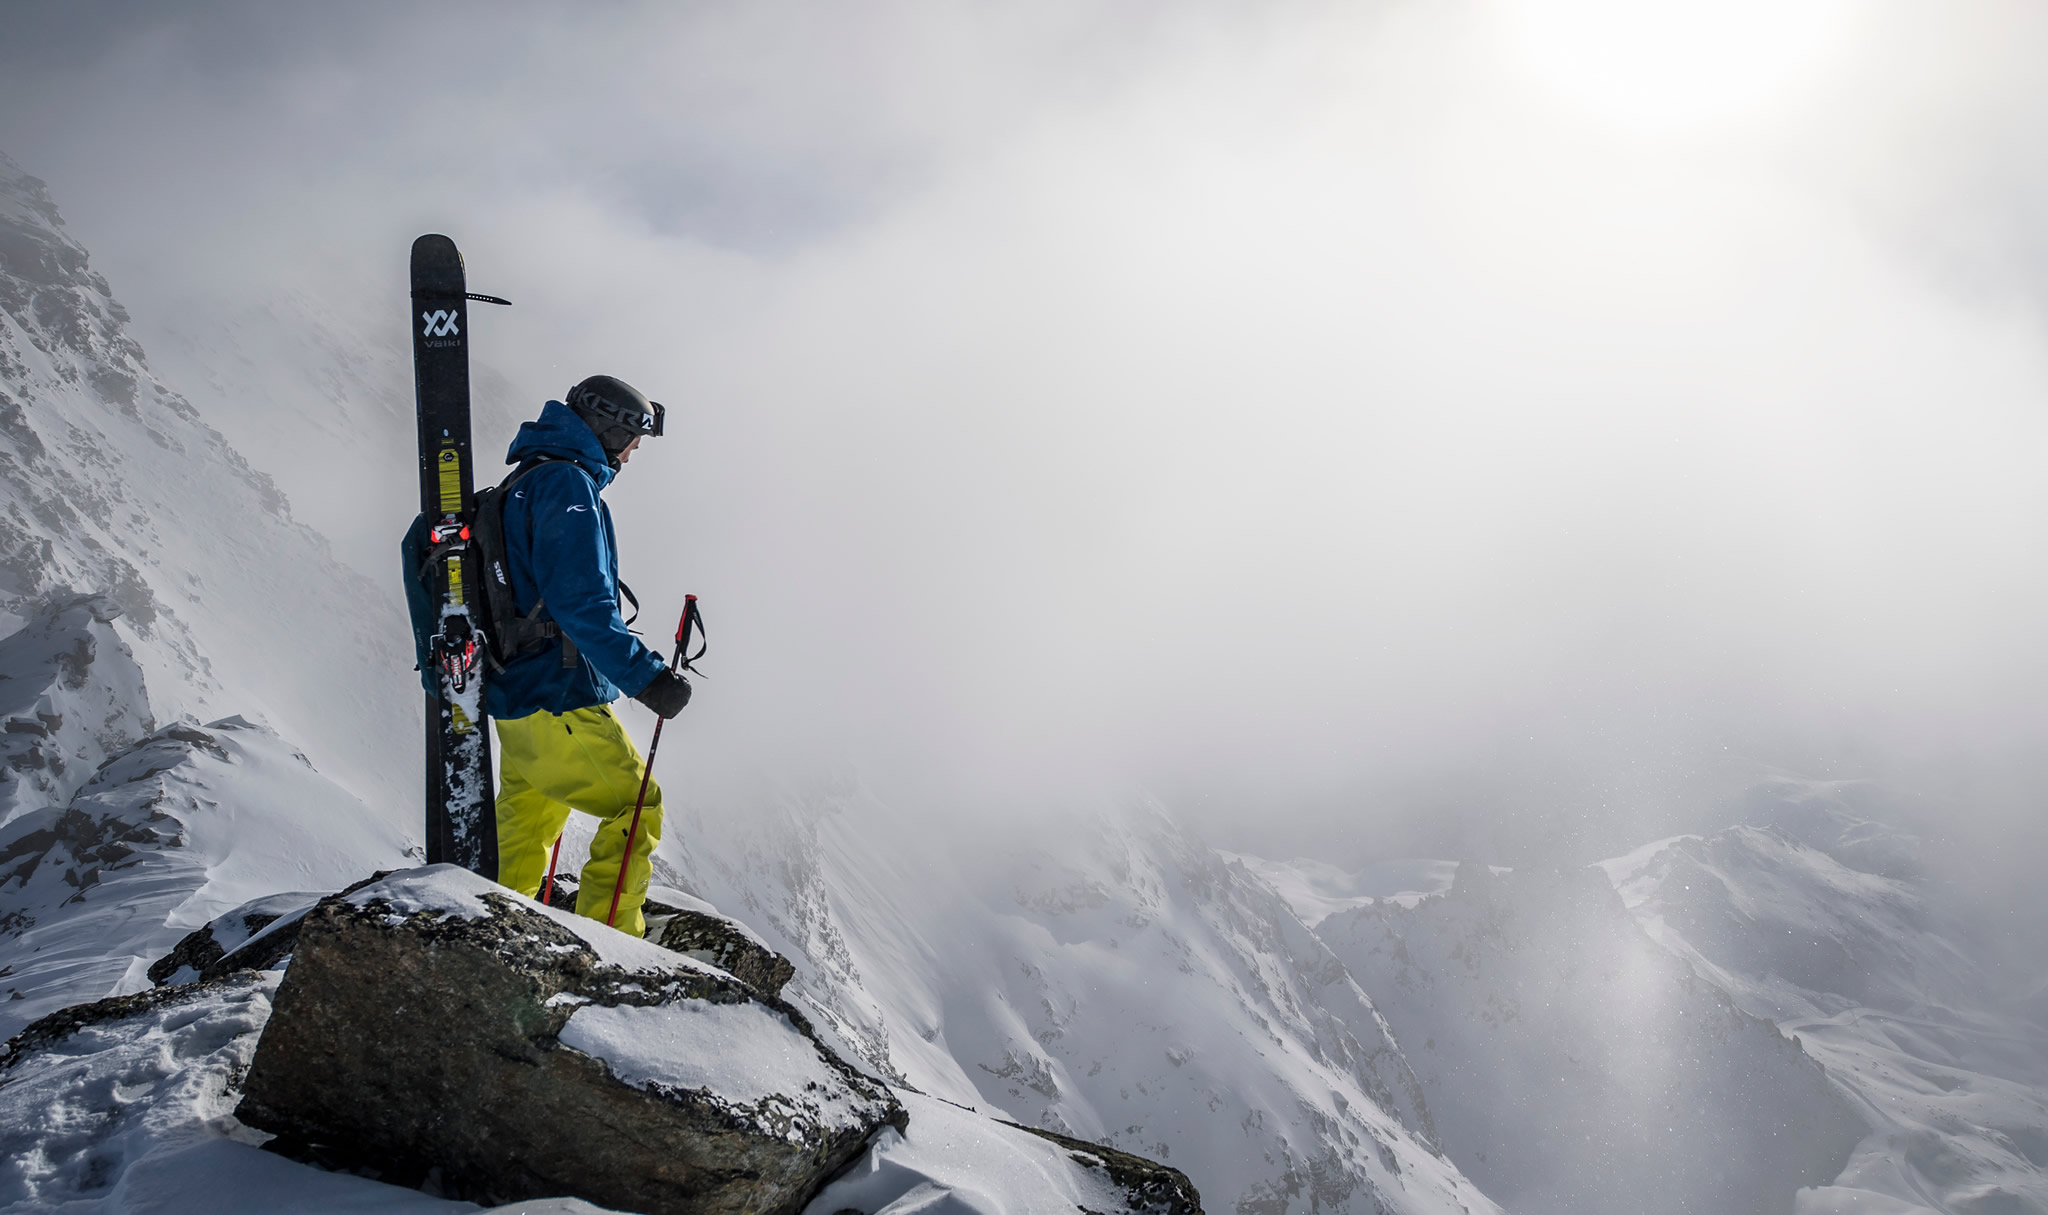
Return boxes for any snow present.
[669,790,1500,1215]
[802,1091,1141,1215]
[344,865,723,979]
[1599,785,2048,1215]
[1222,853,1463,924]
[0,151,420,840]
[0,964,636,1214]
[1317,859,1865,1215]
[558,1000,853,1119]
[0,717,412,1040]
[0,973,471,1214]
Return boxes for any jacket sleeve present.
[522,465,665,697]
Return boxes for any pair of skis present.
[411,234,501,877]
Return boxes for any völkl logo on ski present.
[421,309,461,338]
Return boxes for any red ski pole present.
[540,835,563,905]
[608,595,701,928]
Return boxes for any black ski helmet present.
[565,374,665,468]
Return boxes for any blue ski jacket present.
[402,400,665,719]
[402,401,664,718]
[486,400,665,719]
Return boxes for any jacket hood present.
[505,399,616,488]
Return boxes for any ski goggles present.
[636,401,666,437]
[576,391,666,438]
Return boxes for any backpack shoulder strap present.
[485,455,603,669]
[500,453,570,491]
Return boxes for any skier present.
[483,374,693,936]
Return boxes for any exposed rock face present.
[1006,1121,1205,1215]
[236,866,905,1215]
[0,592,152,826]
[650,905,797,1000]
[545,875,797,1000]
[146,889,325,986]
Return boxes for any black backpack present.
[412,457,635,673]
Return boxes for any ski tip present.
[411,234,464,277]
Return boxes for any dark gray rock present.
[1004,1121,1205,1215]
[652,905,796,1001]
[235,866,904,1215]
[546,875,797,999]
[147,889,325,985]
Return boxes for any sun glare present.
[1495,0,1852,132]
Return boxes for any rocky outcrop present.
[1006,1121,1205,1215]
[235,866,905,1215]
[543,874,797,999]
[146,889,325,986]
[650,902,797,1001]
[0,592,153,826]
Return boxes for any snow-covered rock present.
[806,1091,1203,1215]
[0,593,152,826]
[235,865,907,1215]
[1317,860,1866,1215]
[547,874,798,999]
[145,888,330,987]
[0,972,485,1214]
[0,715,411,1039]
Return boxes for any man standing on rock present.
[481,375,692,937]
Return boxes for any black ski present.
[411,234,498,878]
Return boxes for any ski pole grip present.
[676,594,697,644]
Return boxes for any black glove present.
[634,668,692,718]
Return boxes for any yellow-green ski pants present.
[493,704,662,938]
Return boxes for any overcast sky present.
[5,0,2048,876]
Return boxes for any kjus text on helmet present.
[565,374,664,468]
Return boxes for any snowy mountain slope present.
[0,150,416,822]
[0,738,1206,1214]
[663,787,1499,1215]
[1222,854,1461,926]
[129,285,527,587]
[1603,781,2048,1215]
[1316,859,1866,1215]
[0,714,411,1041]
[0,594,152,825]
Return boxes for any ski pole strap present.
[674,595,705,673]
[618,581,640,629]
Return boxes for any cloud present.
[5,0,2048,873]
